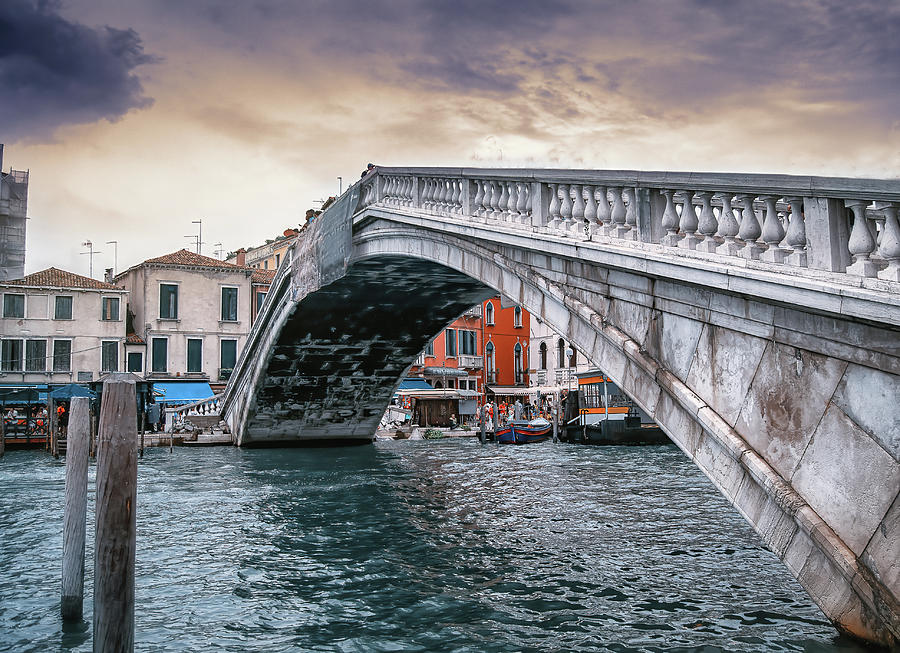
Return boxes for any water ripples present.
[0,441,868,652]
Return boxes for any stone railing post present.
[531,182,549,229]
[411,175,420,209]
[636,187,663,243]
[461,178,471,216]
[804,197,851,272]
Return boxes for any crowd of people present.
[2,403,67,436]
[476,396,560,430]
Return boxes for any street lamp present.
[80,240,102,279]
[105,240,118,276]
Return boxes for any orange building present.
[407,296,530,400]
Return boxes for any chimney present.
[104,267,114,283]
[235,248,246,266]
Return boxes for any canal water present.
[0,441,867,652]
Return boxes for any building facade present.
[529,317,589,392]
[115,249,254,387]
[0,268,128,385]
[0,145,29,282]
[226,228,300,272]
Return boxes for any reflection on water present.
[0,441,867,652]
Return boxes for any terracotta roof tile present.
[4,267,122,290]
[251,269,277,284]
[142,249,246,269]
[125,333,146,345]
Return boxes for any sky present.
[2,0,898,278]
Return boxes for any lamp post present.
[80,240,102,279]
[105,241,118,276]
[191,220,202,255]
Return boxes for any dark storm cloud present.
[0,0,156,141]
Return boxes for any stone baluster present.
[482,181,494,221]
[623,187,637,240]
[760,196,787,263]
[737,194,764,259]
[397,177,407,206]
[490,181,503,220]
[446,179,457,213]
[695,191,719,252]
[596,187,611,235]
[677,190,700,249]
[498,181,510,221]
[601,187,623,238]
[844,199,878,277]
[584,185,599,238]
[516,182,529,224]
[404,177,414,206]
[558,184,573,235]
[420,178,431,210]
[391,177,400,205]
[660,189,681,247]
[875,202,900,281]
[571,184,585,236]
[783,197,808,267]
[451,179,462,214]
[547,184,561,230]
[435,178,446,212]
[506,182,519,223]
[715,194,741,256]
[383,177,393,205]
[472,179,485,220]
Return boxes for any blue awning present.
[152,381,214,405]
[397,378,434,391]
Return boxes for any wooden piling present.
[479,405,486,444]
[93,375,137,653]
[90,410,97,459]
[48,397,55,452]
[139,411,145,459]
[61,397,90,622]
[492,402,499,445]
[552,396,559,443]
[0,413,5,459]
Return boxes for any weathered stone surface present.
[655,311,704,382]
[606,297,652,346]
[686,324,768,427]
[654,391,703,456]
[792,404,900,555]
[862,493,900,598]
[832,364,900,461]
[734,342,847,481]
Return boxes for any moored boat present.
[496,418,552,444]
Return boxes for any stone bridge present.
[221,167,900,645]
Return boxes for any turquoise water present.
[0,441,867,652]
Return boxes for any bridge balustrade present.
[358,170,900,284]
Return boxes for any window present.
[101,297,120,321]
[187,338,203,373]
[25,339,46,372]
[101,341,118,372]
[514,306,522,327]
[424,339,434,357]
[557,338,566,369]
[221,287,238,321]
[1,339,23,371]
[484,301,494,325]
[55,296,73,320]
[459,330,477,356]
[485,342,495,379]
[539,342,547,370]
[53,340,72,372]
[151,337,168,373]
[275,253,281,268]
[220,339,237,371]
[445,329,457,357]
[256,291,267,312]
[264,260,269,270]
[514,343,523,384]
[160,284,178,319]
[3,294,24,318]
[127,351,143,373]
[569,344,577,367]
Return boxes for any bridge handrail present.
[357,167,900,283]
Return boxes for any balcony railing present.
[462,305,483,318]
[358,168,900,284]
[458,354,483,369]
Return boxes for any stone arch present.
[349,220,897,645]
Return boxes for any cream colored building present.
[529,317,589,392]
[0,268,128,383]
[115,249,253,385]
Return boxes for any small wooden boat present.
[496,418,552,445]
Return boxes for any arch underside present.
[347,219,899,646]
[242,257,491,444]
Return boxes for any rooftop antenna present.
[191,219,202,255]
[214,242,223,259]
[80,240,102,279]
[184,234,198,252]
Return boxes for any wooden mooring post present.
[93,375,137,653]
[61,397,90,622]
[479,405,486,444]
[139,411,145,459]
[552,396,559,443]
[492,402,499,445]
[0,413,5,458]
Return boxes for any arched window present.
[514,306,522,327]
[485,301,494,325]
[485,342,495,382]
[557,338,565,369]
[539,342,547,370]
[514,343,523,384]
[569,344,577,367]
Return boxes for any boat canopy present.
[397,377,434,391]
[486,385,563,396]
[152,381,214,405]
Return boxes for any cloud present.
[0,0,156,142]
